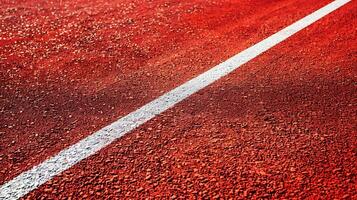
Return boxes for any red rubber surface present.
[1,0,356,199]
[0,0,333,185]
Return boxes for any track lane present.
[22,0,357,199]
[0,0,332,185]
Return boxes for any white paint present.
[0,0,351,199]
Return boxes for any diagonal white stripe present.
[0,0,351,199]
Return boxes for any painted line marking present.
[0,0,351,199]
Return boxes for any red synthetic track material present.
[25,1,356,198]
[1,0,332,185]
[2,0,356,199]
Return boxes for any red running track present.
[0,0,331,183]
[0,0,356,199]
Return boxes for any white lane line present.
[0,0,351,199]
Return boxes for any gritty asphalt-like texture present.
[0,0,356,199]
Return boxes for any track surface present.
[0,0,356,199]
